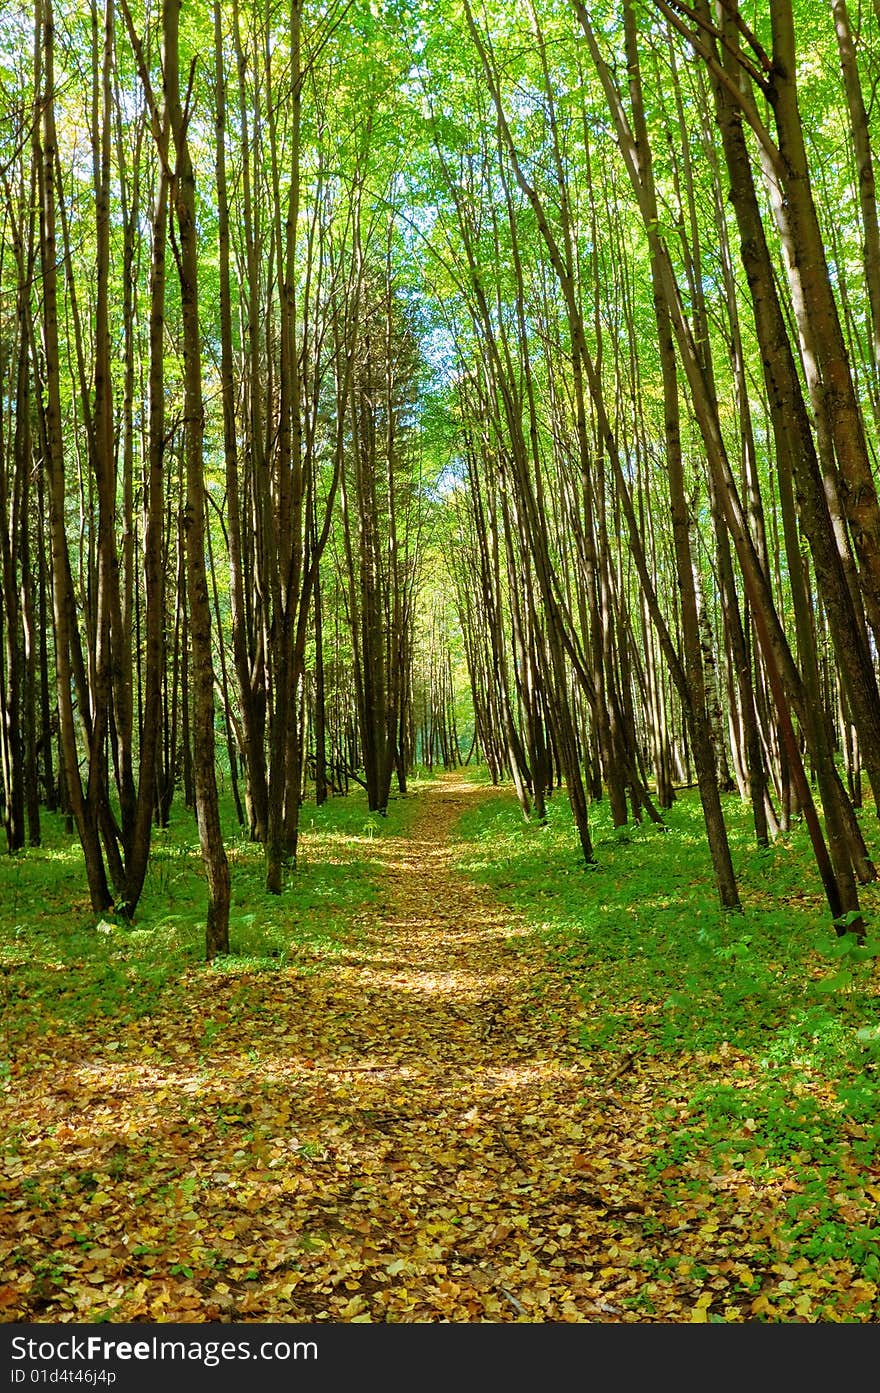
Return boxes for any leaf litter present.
[1,776,877,1323]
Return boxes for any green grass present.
[453,782,880,1289]
[0,783,423,1050]
[4,770,879,1308]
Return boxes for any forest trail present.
[3,777,738,1323]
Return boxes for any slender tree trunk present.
[163,0,230,959]
[36,0,111,912]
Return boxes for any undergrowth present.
[453,781,880,1314]
[0,784,422,1051]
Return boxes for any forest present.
[1,0,880,1326]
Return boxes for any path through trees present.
[5,775,875,1323]
[4,1,880,951]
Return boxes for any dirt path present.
[3,775,660,1323]
[255,772,650,1322]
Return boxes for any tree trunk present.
[163,0,230,959]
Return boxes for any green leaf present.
[855,1026,880,1044]
[813,969,853,994]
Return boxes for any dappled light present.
[2,776,878,1323]
[3,0,880,1334]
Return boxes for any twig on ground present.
[606,1047,645,1083]
[494,1124,528,1170]
[499,1286,528,1317]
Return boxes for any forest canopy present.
[4,0,880,1333]
[2,0,880,951]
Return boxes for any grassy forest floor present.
[1,771,879,1323]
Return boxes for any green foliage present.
[0,787,422,1052]
[454,784,880,1292]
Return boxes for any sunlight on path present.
[0,775,668,1324]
